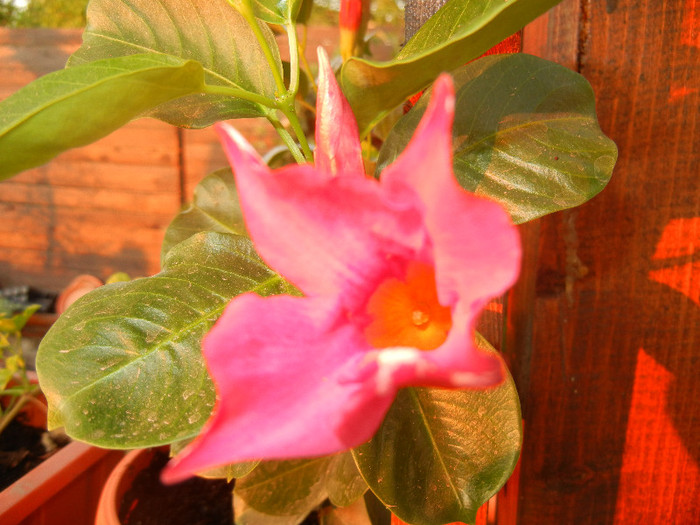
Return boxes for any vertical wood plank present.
[517,0,700,522]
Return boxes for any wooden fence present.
[1,0,698,522]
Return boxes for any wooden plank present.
[517,0,700,522]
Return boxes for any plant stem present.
[268,114,306,164]
[281,104,313,162]
[286,24,300,96]
[232,0,287,96]
[0,388,39,435]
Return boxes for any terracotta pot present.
[55,274,103,314]
[95,448,155,525]
[0,441,124,525]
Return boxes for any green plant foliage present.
[15,0,88,28]
[235,457,335,523]
[161,169,247,262]
[341,0,563,134]
[326,453,367,507]
[230,0,305,24]
[69,0,282,128]
[376,54,618,224]
[353,337,521,525]
[170,438,260,480]
[234,452,367,523]
[36,232,295,448]
[0,53,205,180]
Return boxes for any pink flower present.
[162,50,521,483]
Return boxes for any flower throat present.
[364,262,452,350]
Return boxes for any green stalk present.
[229,0,286,96]
[281,104,313,162]
[0,385,40,436]
[267,113,306,164]
[286,24,300,96]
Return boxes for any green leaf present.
[377,54,618,224]
[232,0,304,24]
[0,54,205,180]
[234,457,333,521]
[161,169,247,262]
[169,438,259,480]
[326,453,368,508]
[353,336,521,525]
[36,232,294,448]
[321,497,373,525]
[70,0,282,127]
[341,0,563,134]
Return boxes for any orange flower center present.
[364,262,452,351]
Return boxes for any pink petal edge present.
[314,47,364,177]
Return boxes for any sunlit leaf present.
[341,0,563,134]
[36,232,294,448]
[353,336,521,525]
[161,169,247,262]
[0,54,204,180]
[70,0,282,127]
[377,54,617,223]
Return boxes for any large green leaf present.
[353,336,521,525]
[70,0,282,127]
[376,54,618,224]
[0,53,204,180]
[36,232,294,448]
[161,169,246,262]
[341,0,563,134]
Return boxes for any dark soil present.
[119,450,235,525]
[0,417,68,491]
[119,450,321,525]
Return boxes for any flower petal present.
[162,294,395,483]
[315,48,364,177]
[381,75,521,313]
[216,122,425,303]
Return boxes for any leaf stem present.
[286,24,300,96]
[230,0,287,96]
[267,113,306,164]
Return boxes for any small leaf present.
[0,54,205,180]
[353,336,521,525]
[231,0,305,24]
[326,453,368,508]
[70,0,282,127]
[234,457,332,520]
[377,54,618,223]
[10,304,41,332]
[321,497,372,525]
[341,0,563,134]
[36,232,294,448]
[170,438,259,480]
[161,169,246,262]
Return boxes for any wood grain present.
[517,0,700,522]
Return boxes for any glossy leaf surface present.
[341,0,563,134]
[353,336,521,525]
[377,54,618,223]
[0,54,204,180]
[36,233,293,448]
[70,0,282,127]
[161,169,247,261]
